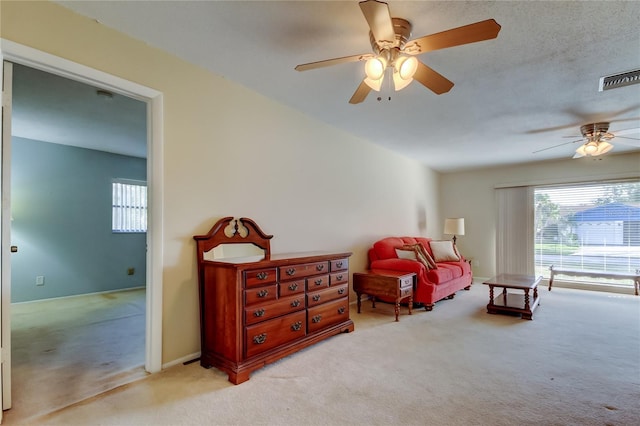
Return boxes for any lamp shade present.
[444,218,465,236]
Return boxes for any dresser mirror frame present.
[194,216,273,267]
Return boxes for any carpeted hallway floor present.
[7,288,146,423]
[4,282,640,425]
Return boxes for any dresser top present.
[203,250,352,266]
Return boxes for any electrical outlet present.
[127,267,135,276]
[36,276,45,286]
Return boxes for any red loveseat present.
[367,236,472,311]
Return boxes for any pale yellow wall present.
[1,1,440,364]
[440,152,640,279]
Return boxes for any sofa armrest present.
[370,258,427,277]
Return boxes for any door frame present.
[0,40,164,396]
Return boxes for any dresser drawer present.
[279,261,329,280]
[307,283,349,308]
[245,294,305,326]
[307,297,350,333]
[307,274,330,291]
[280,279,305,297]
[330,258,349,272]
[245,268,278,288]
[330,271,348,285]
[245,311,307,358]
[245,284,278,306]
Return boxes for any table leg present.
[408,295,413,316]
[394,301,399,322]
[522,288,533,320]
[357,293,362,314]
[489,285,495,305]
[372,296,376,308]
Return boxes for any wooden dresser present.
[194,217,354,384]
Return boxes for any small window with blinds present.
[534,180,640,285]
[112,179,147,233]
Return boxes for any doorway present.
[8,63,148,419]
[1,39,163,419]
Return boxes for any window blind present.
[112,180,147,233]
[496,186,535,275]
[534,180,640,279]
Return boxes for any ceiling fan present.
[294,0,501,104]
[533,122,640,158]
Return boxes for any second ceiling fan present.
[295,0,501,104]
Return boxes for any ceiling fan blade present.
[404,19,501,55]
[413,61,454,95]
[613,136,640,147]
[359,0,395,47]
[613,126,640,136]
[532,138,583,154]
[349,80,372,104]
[295,53,374,72]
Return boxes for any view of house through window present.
[112,179,147,233]
[534,180,640,289]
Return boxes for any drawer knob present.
[314,279,323,286]
[257,289,269,298]
[316,264,325,271]
[336,274,343,281]
[338,288,345,295]
[253,333,267,344]
[286,268,296,276]
[288,283,299,291]
[312,315,322,323]
[338,307,346,315]
[291,299,301,307]
[312,294,321,302]
[254,308,265,318]
[291,321,302,331]
[336,261,343,268]
[256,272,268,280]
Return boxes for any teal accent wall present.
[11,137,147,302]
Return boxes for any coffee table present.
[483,274,541,320]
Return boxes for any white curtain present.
[496,186,534,274]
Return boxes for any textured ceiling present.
[15,1,640,171]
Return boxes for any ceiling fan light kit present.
[535,121,639,159]
[574,140,613,158]
[295,0,501,104]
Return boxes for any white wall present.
[1,1,440,365]
[439,152,640,279]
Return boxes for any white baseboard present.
[162,352,201,369]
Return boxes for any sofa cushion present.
[373,237,413,260]
[429,240,460,262]
[426,263,463,284]
[401,244,434,270]
[415,237,434,257]
[395,248,417,260]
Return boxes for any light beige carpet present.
[6,288,146,423]
[7,283,640,425]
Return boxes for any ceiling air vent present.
[598,68,640,92]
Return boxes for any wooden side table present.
[352,270,415,321]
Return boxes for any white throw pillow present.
[429,240,460,262]
[395,248,417,260]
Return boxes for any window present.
[112,179,147,233]
[534,180,640,286]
